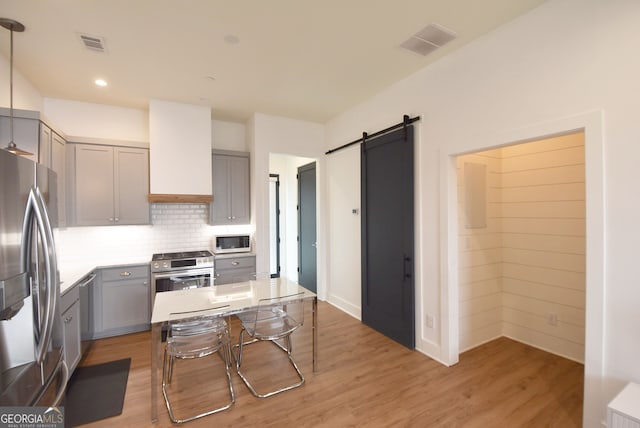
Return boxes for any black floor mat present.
[64,358,131,427]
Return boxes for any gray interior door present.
[361,126,414,348]
[298,162,317,293]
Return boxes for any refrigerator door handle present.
[51,360,68,407]
[23,187,59,366]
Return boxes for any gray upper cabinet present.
[211,150,250,225]
[70,143,149,226]
[39,124,67,226]
[114,147,150,224]
[1,109,67,226]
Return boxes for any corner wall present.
[458,133,586,362]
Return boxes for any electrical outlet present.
[426,315,434,329]
[547,313,558,326]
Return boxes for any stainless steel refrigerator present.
[0,148,68,406]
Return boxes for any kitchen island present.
[149,277,318,422]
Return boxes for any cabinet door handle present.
[120,271,132,277]
[109,217,114,222]
[227,216,232,220]
[231,216,236,220]
[231,261,240,266]
[115,217,119,222]
[64,315,73,324]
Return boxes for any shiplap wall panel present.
[457,153,502,350]
[502,307,585,344]
[458,248,502,268]
[502,278,585,308]
[499,200,585,218]
[459,279,501,301]
[501,164,585,188]
[501,146,584,172]
[502,233,585,254]
[501,133,583,155]
[459,309,502,352]
[502,293,585,327]
[459,325,502,353]
[502,248,585,272]
[460,294,502,317]
[499,132,585,362]
[501,218,585,236]
[501,183,585,202]
[458,132,585,361]
[503,324,585,362]
[503,263,585,291]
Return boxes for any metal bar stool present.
[162,316,235,423]
[233,292,305,398]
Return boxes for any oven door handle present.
[152,269,213,280]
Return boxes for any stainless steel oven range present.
[150,250,214,305]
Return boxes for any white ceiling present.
[0,0,545,123]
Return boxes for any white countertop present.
[151,277,315,324]
[59,257,151,295]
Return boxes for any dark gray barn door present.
[361,126,414,348]
[298,162,317,293]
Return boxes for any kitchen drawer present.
[216,268,256,285]
[215,256,256,271]
[101,264,149,281]
[61,284,80,313]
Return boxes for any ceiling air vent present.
[78,33,106,53]
[400,23,457,56]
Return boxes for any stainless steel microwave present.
[213,234,251,254]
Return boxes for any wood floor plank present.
[75,301,583,427]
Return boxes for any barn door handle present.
[403,255,412,279]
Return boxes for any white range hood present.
[148,99,213,203]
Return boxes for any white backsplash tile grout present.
[56,203,244,264]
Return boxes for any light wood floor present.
[76,301,583,427]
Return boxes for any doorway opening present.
[457,131,586,361]
[269,174,281,278]
[268,154,316,283]
[456,131,585,412]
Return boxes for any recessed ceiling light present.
[94,78,108,87]
[224,34,239,45]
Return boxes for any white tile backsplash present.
[56,203,253,265]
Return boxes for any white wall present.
[43,98,148,142]
[212,119,246,151]
[248,113,325,295]
[149,99,211,196]
[326,145,362,318]
[0,54,43,111]
[324,0,637,425]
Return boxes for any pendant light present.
[0,18,32,156]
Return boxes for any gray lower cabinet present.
[211,150,250,225]
[60,285,81,374]
[93,264,150,338]
[215,255,256,285]
[69,143,150,226]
